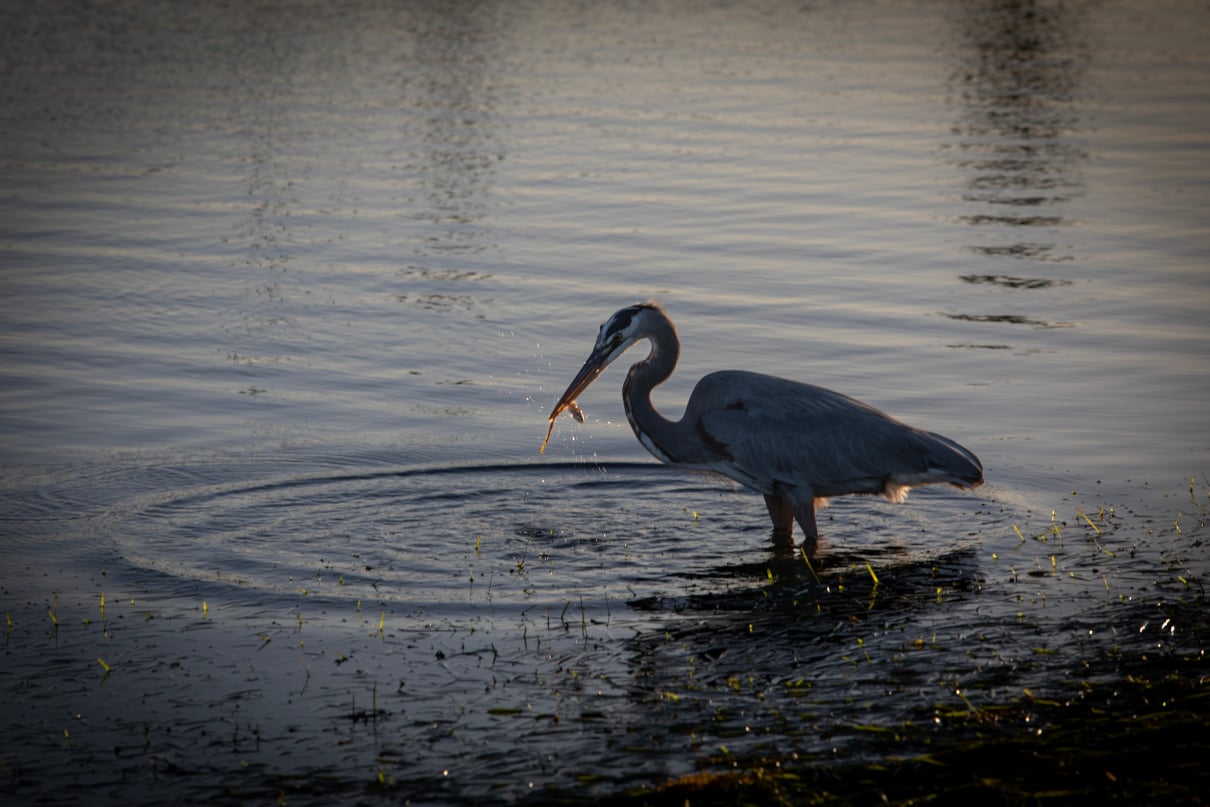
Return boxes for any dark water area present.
[5,456,1206,804]
[2,0,1208,803]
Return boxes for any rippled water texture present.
[1,0,1208,804]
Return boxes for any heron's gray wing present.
[692,371,946,496]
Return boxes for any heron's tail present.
[885,430,983,501]
[921,430,984,488]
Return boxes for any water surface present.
[1,1,1207,803]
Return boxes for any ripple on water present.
[104,459,995,614]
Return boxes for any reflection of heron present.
[542,303,983,555]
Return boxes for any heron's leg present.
[792,497,819,560]
[764,493,795,551]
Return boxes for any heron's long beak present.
[539,346,612,454]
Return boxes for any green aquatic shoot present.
[1049,510,1063,541]
[864,562,881,610]
[953,687,978,714]
[799,545,820,585]
[1075,507,1101,535]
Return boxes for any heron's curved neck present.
[621,314,701,463]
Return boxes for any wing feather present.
[691,371,980,498]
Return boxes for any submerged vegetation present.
[590,490,1208,805]
[599,610,1208,806]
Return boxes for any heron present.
[540,302,983,556]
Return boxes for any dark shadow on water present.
[942,311,1073,329]
[630,544,982,622]
[947,0,1090,219]
[959,272,1072,289]
[942,0,1091,353]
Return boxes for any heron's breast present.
[635,429,674,464]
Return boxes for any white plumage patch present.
[884,482,911,504]
[635,429,673,464]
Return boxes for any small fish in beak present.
[539,399,585,454]
[540,346,614,453]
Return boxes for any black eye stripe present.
[603,304,651,336]
[598,303,661,345]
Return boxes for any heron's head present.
[540,302,664,453]
[591,302,662,363]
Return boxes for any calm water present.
[2,0,1208,803]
